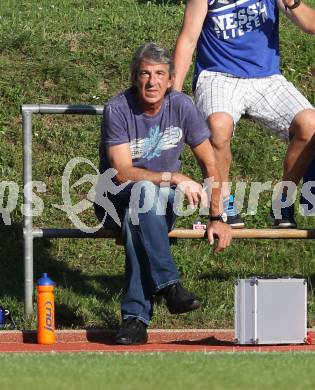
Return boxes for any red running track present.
[0,330,314,354]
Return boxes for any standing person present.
[95,43,232,345]
[173,0,315,228]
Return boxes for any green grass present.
[0,0,314,329]
[1,352,315,389]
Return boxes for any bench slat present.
[31,227,315,239]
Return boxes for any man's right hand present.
[171,172,206,209]
[207,221,232,254]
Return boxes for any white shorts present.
[195,71,314,140]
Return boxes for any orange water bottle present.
[37,273,56,344]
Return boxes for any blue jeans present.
[95,181,179,325]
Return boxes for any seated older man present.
[95,43,232,345]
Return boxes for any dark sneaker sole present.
[268,214,297,229]
[115,337,148,345]
[273,222,297,229]
[168,300,201,315]
[226,215,245,229]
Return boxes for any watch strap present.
[208,215,222,221]
[208,213,227,223]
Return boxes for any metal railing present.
[22,104,104,316]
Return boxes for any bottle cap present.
[37,273,55,286]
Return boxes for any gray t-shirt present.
[99,89,210,173]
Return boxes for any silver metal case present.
[235,278,307,345]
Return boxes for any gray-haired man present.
[95,43,231,345]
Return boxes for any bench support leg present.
[23,109,34,316]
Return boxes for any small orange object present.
[37,273,56,345]
[306,331,313,345]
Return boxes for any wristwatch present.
[208,213,228,223]
[285,0,301,10]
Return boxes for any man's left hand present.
[207,221,232,254]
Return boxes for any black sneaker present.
[224,195,245,228]
[160,282,201,314]
[115,317,148,345]
[269,204,297,228]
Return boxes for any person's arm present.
[106,143,204,207]
[191,140,232,254]
[173,0,208,91]
[278,0,315,34]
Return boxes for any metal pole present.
[22,109,34,317]
[21,104,103,116]
[36,104,104,115]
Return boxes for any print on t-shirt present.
[129,125,183,160]
[209,0,268,40]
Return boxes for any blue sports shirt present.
[194,0,280,89]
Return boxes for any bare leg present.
[284,109,315,185]
[207,112,234,199]
[271,109,315,227]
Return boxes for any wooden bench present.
[33,227,315,240]
[22,104,315,316]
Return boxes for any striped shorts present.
[195,70,314,140]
